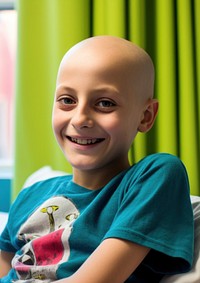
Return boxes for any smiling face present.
[52,36,158,187]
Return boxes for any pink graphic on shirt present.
[32,229,64,265]
[12,196,79,281]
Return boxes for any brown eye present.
[61,97,76,105]
[98,100,115,107]
[95,99,117,113]
[56,96,76,110]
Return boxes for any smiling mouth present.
[67,136,105,145]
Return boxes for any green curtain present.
[13,0,200,200]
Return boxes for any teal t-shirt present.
[0,153,194,283]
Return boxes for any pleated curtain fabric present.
[13,0,200,199]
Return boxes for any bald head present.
[57,36,155,103]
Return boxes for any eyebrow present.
[92,86,120,97]
[55,85,120,96]
[55,85,75,94]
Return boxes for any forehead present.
[57,42,139,91]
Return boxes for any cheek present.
[99,115,120,133]
[52,111,59,134]
[105,114,139,146]
[101,114,134,133]
[52,109,66,138]
[99,117,129,146]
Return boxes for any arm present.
[55,238,150,283]
[0,250,15,278]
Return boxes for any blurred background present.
[0,0,199,212]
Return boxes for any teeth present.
[71,138,98,145]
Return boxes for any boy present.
[0,36,194,283]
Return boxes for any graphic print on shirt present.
[12,196,80,282]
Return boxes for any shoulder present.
[23,174,72,192]
[139,152,184,167]
[122,153,190,196]
[133,153,187,177]
[12,175,73,210]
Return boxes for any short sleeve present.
[0,225,16,252]
[0,187,30,253]
[104,153,194,275]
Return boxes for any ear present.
[138,99,159,133]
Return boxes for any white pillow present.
[161,195,200,283]
[23,166,67,188]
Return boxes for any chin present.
[72,163,99,171]
[66,157,98,171]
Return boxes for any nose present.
[71,104,94,130]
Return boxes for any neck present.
[72,161,130,190]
